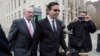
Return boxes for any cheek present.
[48,11,56,15]
[25,13,28,16]
[51,11,56,14]
[27,14,30,16]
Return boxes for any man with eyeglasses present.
[33,2,68,56]
[8,7,37,56]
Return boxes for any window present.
[11,0,13,10]
[62,10,65,22]
[18,11,21,18]
[63,0,64,5]
[15,13,17,19]
[12,14,13,20]
[15,0,16,9]
[24,0,26,4]
[19,0,21,6]
[8,3,10,12]
[9,15,10,24]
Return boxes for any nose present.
[56,11,59,15]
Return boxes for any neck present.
[48,15,57,19]
[24,17,31,21]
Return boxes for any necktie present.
[52,19,57,36]
[28,21,34,37]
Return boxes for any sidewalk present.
[90,30,100,56]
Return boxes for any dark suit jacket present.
[0,25,12,56]
[8,19,37,56]
[34,17,67,56]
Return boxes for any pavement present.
[89,30,100,56]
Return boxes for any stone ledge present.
[79,53,89,56]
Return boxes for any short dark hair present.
[79,11,87,15]
[47,2,59,11]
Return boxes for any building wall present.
[0,0,87,36]
[0,0,69,35]
[92,0,100,29]
[67,0,86,23]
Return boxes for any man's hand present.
[84,15,91,21]
[66,51,70,55]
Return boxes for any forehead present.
[51,5,59,9]
[80,13,86,15]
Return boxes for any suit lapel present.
[56,20,61,38]
[21,19,32,38]
[45,18,53,33]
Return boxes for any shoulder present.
[56,19,63,26]
[67,21,77,28]
[56,19,65,28]
[56,19,62,23]
[69,21,78,24]
[13,18,24,23]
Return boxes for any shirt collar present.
[24,17,32,23]
[47,15,55,22]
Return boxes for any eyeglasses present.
[53,9,60,12]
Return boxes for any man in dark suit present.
[8,7,37,56]
[0,25,12,56]
[34,2,67,56]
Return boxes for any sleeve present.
[8,20,18,51]
[67,22,74,31]
[85,20,97,33]
[60,23,67,52]
[0,25,6,39]
[0,25,12,56]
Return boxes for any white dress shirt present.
[47,15,57,31]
